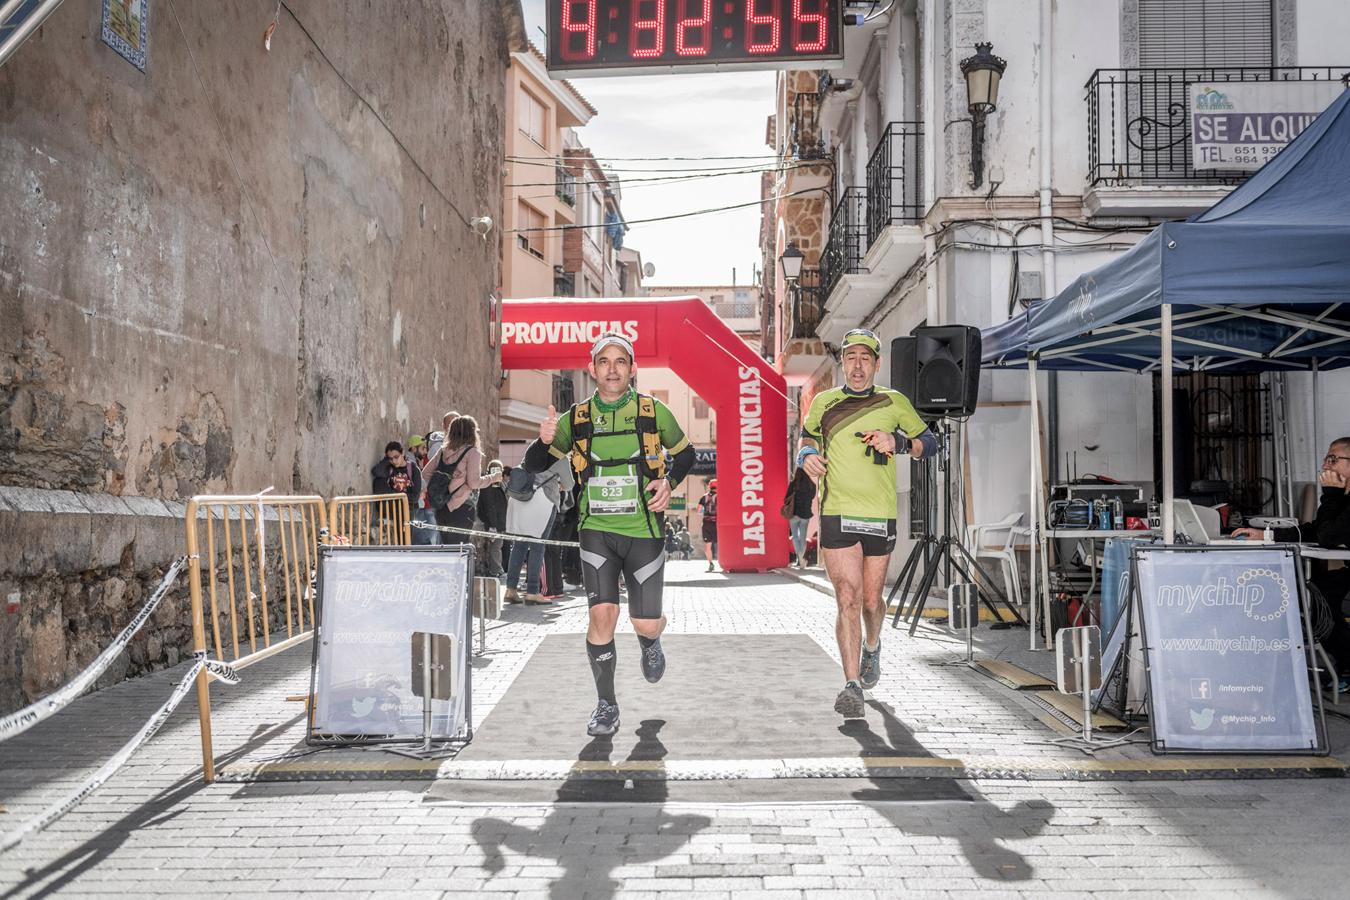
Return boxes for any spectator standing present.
[408,434,437,545]
[420,415,501,545]
[477,461,510,577]
[782,464,818,569]
[371,441,422,510]
[697,479,719,572]
[504,457,567,604]
[542,463,577,597]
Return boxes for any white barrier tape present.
[0,652,239,853]
[0,556,189,744]
[410,520,581,549]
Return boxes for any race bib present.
[587,474,640,516]
[840,517,889,537]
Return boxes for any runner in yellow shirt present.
[799,329,937,719]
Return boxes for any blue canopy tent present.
[982,86,1350,645]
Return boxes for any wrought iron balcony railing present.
[1086,66,1350,187]
[790,266,824,340]
[555,163,577,206]
[791,90,827,161]
[865,122,924,246]
[822,187,867,297]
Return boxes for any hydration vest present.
[568,393,667,486]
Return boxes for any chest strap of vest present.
[569,393,667,486]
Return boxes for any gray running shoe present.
[587,699,620,736]
[640,639,666,683]
[859,640,882,689]
[833,680,866,719]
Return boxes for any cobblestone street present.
[3,561,1349,898]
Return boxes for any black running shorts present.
[579,530,666,619]
[819,515,897,557]
[701,518,717,543]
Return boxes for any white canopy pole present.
[1161,304,1175,542]
[1028,358,1040,650]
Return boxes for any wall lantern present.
[959,42,1007,190]
[779,242,805,284]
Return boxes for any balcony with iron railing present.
[821,187,867,298]
[790,90,827,162]
[1086,66,1350,188]
[790,266,824,341]
[555,163,578,206]
[865,122,924,246]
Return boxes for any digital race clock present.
[546,1,846,77]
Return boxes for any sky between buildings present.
[521,0,776,288]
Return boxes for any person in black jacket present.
[783,464,818,569]
[1236,437,1350,684]
[371,441,422,509]
[477,461,509,577]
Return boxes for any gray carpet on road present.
[456,634,930,762]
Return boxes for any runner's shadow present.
[840,699,1053,882]
[470,719,710,899]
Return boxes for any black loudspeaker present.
[890,325,981,417]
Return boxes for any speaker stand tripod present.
[889,421,1026,635]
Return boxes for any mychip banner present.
[1134,546,1324,754]
[309,545,473,744]
[1190,81,1342,171]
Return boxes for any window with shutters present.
[516,201,547,260]
[517,88,548,148]
[1138,0,1273,68]
[1129,0,1274,180]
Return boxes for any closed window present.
[516,202,547,260]
[693,398,710,419]
[1138,0,1273,67]
[517,88,548,147]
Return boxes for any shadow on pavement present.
[465,719,710,899]
[842,698,1053,881]
[1,713,307,900]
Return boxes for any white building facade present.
[763,0,1350,576]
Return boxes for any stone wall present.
[0,1,523,712]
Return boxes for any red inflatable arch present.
[500,297,789,572]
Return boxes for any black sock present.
[637,634,658,650]
[587,640,617,703]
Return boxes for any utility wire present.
[507,157,804,174]
[506,163,807,190]
[507,153,781,162]
[508,187,825,233]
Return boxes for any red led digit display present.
[547,0,843,76]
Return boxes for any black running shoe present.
[859,640,882,690]
[640,638,666,683]
[834,680,866,719]
[587,699,620,736]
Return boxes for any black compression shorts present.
[819,515,897,557]
[579,530,666,619]
[701,518,717,543]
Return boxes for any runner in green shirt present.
[799,329,937,720]
[523,333,696,736]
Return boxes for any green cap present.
[407,434,425,448]
[841,328,881,356]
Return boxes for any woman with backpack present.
[419,415,502,545]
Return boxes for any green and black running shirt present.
[802,386,927,520]
[544,389,691,538]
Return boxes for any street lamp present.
[779,242,804,284]
[959,42,1007,190]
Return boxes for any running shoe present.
[640,638,666,683]
[833,680,866,719]
[586,699,621,736]
[859,640,882,690]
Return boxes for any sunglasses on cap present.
[840,328,881,355]
[591,333,635,360]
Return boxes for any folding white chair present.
[965,513,1025,609]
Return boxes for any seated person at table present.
[1235,437,1350,688]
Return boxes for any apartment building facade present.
[763,0,1350,574]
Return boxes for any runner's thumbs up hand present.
[540,404,559,444]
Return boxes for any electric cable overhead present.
[507,187,824,234]
[506,162,808,190]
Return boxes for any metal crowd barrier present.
[329,493,412,546]
[185,494,328,782]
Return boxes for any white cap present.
[590,333,635,360]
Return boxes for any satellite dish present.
[643,262,656,278]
